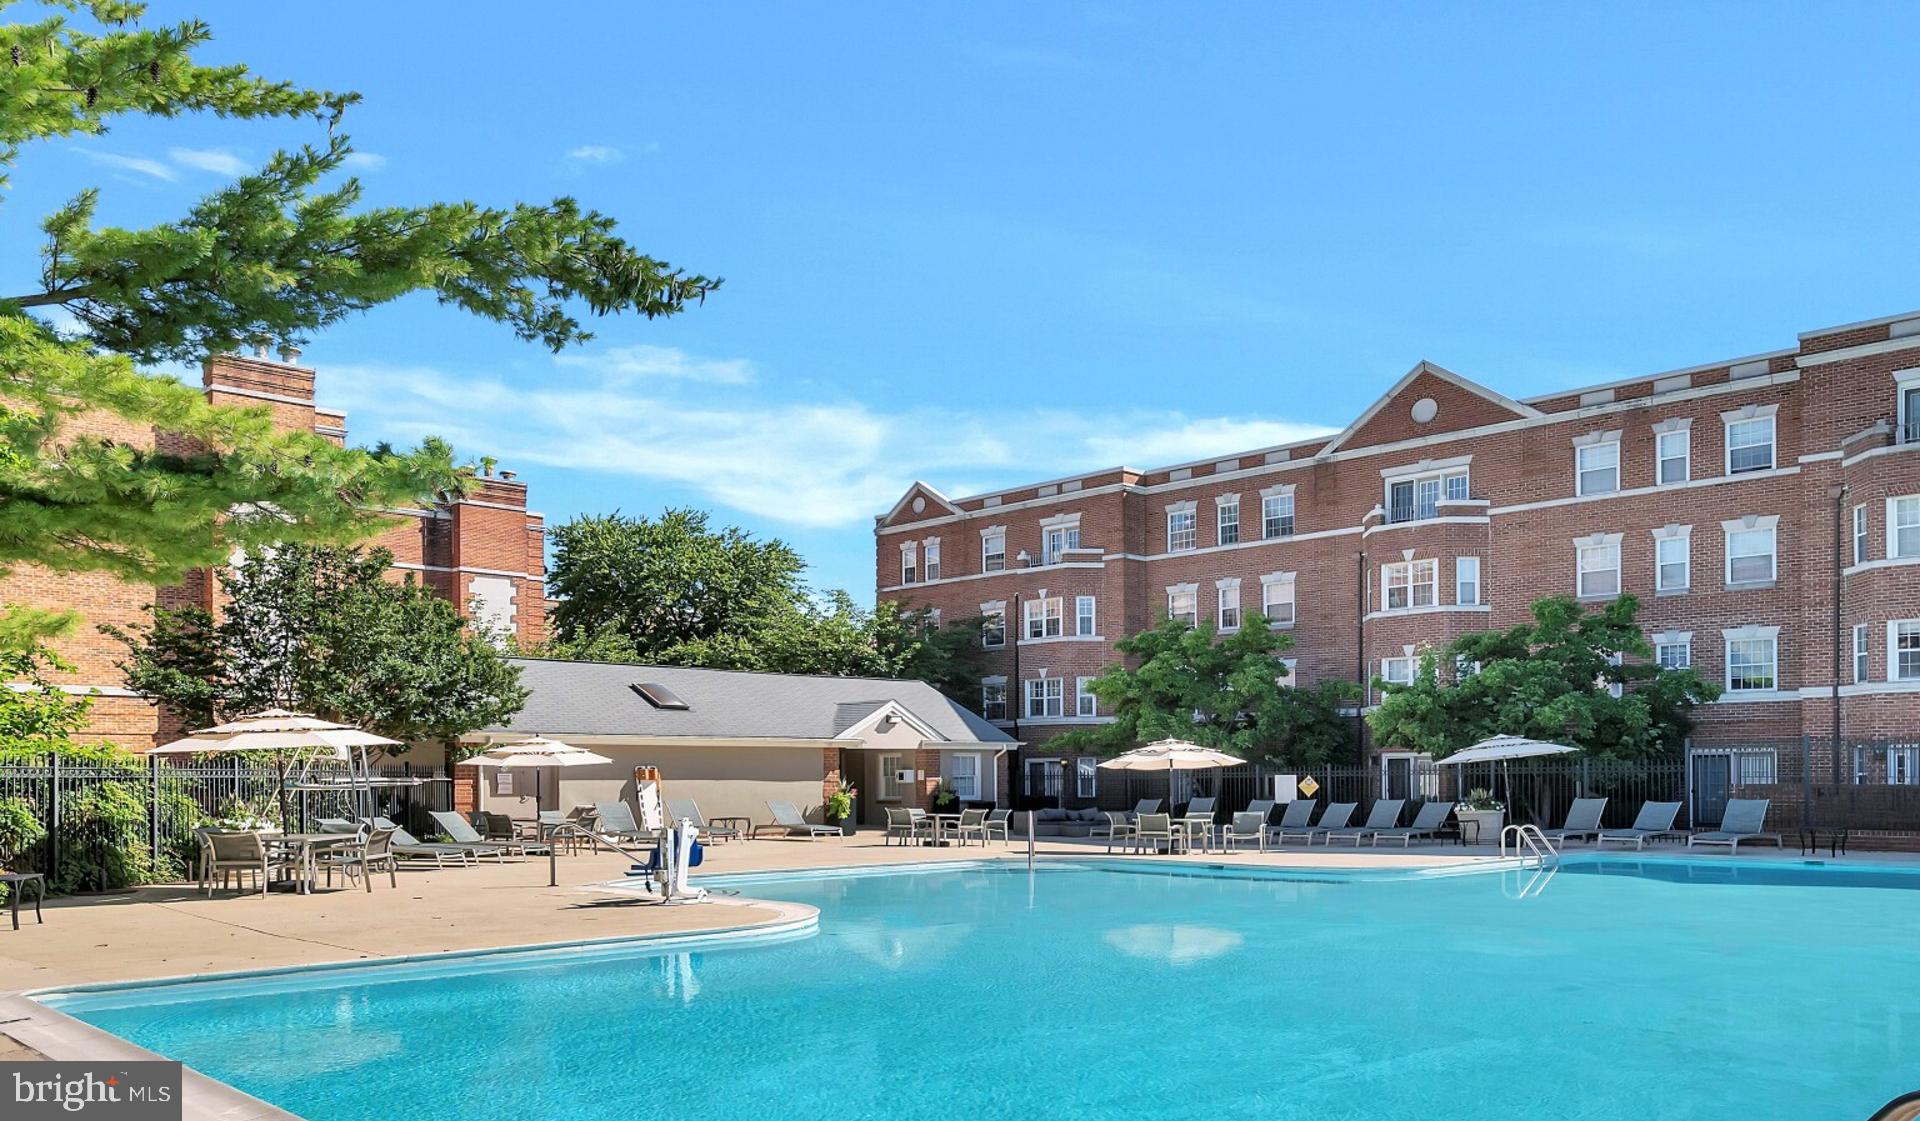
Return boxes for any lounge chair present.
[1127,798,1162,822]
[1264,799,1317,842]
[593,801,654,845]
[1275,801,1354,845]
[367,816,492,865]
[431,810,550,858]
[1134,813,1184,854]
[1220,811,1267,852]
[665,798,742,843]
[1244,799,1276,825]
[884,806,933,846]
[1325,799,1405,846]
[1541,797,1609,847]
[754,800,842,840]
[1094,810,1137,852]
[1687,798,1784,852]
[1368,801,1454,846]
[1596,801,1685,850]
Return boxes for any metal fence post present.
[149,753,161,865]
[47,750,60,879]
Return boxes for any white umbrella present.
[459,736,613,769]
[142,709,404,821]
[1435,734,1579,826]
[1099,738,1245,808]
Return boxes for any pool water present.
[44,859,1920,1121]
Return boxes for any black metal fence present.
[0,755,452,878]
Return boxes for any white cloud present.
[322,356,1335,529]
[565,145,624,163]
[555,344,756,386]
[73,149,176,182]
[168,147,248,175]
[342,152,388,170]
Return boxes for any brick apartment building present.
[3,345,549,749]
[874,308,1920,800]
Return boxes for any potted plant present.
[931,782,960,815]
[825,781,858,835]
[1454,788,1504,845]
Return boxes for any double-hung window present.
[1025,595,1063,639]
[922,538,941,581]
[1381,654,1417,686]
[899,542,918,584]
[1575,535,1622,598]
[1076,756,1098,798]
[1216,496,1240,546]
[1655,634,1692,671]
[1166,585,1198,626]
[1892,496,1920,559]
[982,529,1006,573]
[1902,376,1920,444]
[1724,628,1780,693]
[1854,624,1871,683]
[1075,595,1097,637]
[981,680,1008,721]
[1888,746,1920,786]
[1653,527,1691,593]
[1723,407,1777,475]
[1262,489,1295,538]
[1893,621,1920,682]
[1455,556,1481,606]
[1655,422,1691,485]
[1381,560,1437,611]
[1041,520,1080,565]
[1261,573,1296,626]
[1075,677,1098,718]
[1853,505,1870,566]
[1724,517,1779,586]
[1574,433,1621,496]
[948,754,980,800]
[1216,581,1241,631]
[1167,504,1197,553]
[981,604,1006,649]
[1025,677,1063,718]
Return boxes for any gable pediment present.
[879,481,962,526]
[1319,362,1540,455]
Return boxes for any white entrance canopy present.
[1435,734,1578,766]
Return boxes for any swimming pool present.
[40,858,1920,1121]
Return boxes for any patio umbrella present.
[143,709,403,820]
[1098,738,1245,807]
[1434,734,1579,826]
[458,736,612,812]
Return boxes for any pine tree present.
[0,2,719,642]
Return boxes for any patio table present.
[1,872,45,929]
[266,833,363,894]
[925,813,963,846]
[709,816,753,842]
[1174,816,1216,852]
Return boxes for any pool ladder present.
[1500,823,1560,869]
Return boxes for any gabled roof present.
[1317,360,1542,456]
[486,659,1012,744]
[879,481,963,526]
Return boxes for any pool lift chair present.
[625,820,710,904]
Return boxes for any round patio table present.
[266,833,363,894]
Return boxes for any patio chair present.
[1094,810,1138,853]
[1128,798,1162,822]
[1265,799,1318,843]
[1541,797,1609,847]
[368,817,491,865]
[431,810,550,858]
[317,828,398,891]
[469,811,516,841]
[754,800,842,840]
[1595,802,1685,850]
[592,801,653,846]
[1220,811,1267,852]
[983,809,1012,844]
[1135,813,1184,854]
[1687,798,1784,852]
[1368,801,1454,847]
[954,808,991,845]
[1324,799,1405,846]
[201,830,284,897]
[884,806,933,846]
[665,798,743,843]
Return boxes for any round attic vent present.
[911,497,926,513]
[1410,397,1439,424]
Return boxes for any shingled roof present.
[485,659,1014,744]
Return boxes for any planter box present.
[1456,809,1504,845]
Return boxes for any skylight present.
[630,682,690,710]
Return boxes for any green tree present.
[1366,594,1721,760]
[1050,614,1359,768]
[106,544,528,744]
[0,2,717,644]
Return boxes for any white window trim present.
[1574,532,1623,599]
[1381,556,1439,612]
[1855,623,1872,684]
[980,601,1006,649]
[1075,676,1098,718]
[1721,515,1780,587]
[1897,368,1920,441]
[980,525,1007,572]
[1165,501,1198,553]
[1853,504,1870,566]
[1889,620,1920,684]
[1380,644,1419,688]
[1166,582,1198,625]
[1572,429,1623,497]
[1075,756,1098,798]
[1651,524,1692,593]
[1720,403,1779,476]
[1652,417,1693,487]
[1381,459,1472,522]
[921,537,941,580]
[1025,675,1064,719]
[1889,496,1920,560]
[1259,486,1296,539]
[1652,630,1693,671]
[1259,571,1296,627]
[1722,625,1782,694]
[1455,556,1481,606]
[1215,493,1241,546]
[1215,578,1242,632]
[1074,594,1097,637]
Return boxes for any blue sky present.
[9,2,1920,601]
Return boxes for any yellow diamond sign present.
[1298,776,1320,797]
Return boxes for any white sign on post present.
[1273,774,1298,802]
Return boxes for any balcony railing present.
[1387,501,1437,524]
